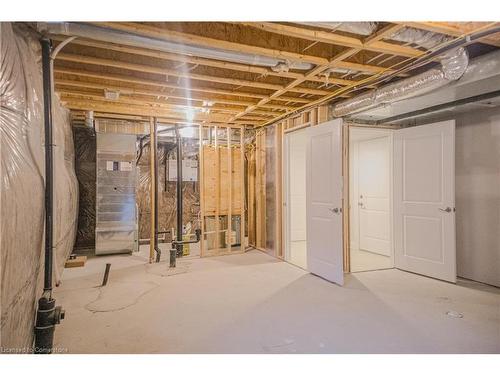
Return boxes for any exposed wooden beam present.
[403,22,464,37]
[54,36,357,86]
[243,22,423,57]
[57,53,335,96]
[95,22,329,66]
[55,78,296,110]
[64,100,263,125]
[230,48,362,121]
[71,111,148,122]
[58,91,276,117]
[54,67,319,103]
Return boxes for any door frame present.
[344,124,397,273]
[282,125,310,268]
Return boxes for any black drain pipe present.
[169,125,202,267]
[153,118,160,262]
[170,125,183,266]
[34,37,65,354]
[176,125,183,257]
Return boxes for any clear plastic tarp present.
[1,23,77,349]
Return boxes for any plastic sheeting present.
[0,23,77,349]
[72,126,96,250]
[265,125,277,255]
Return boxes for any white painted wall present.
[455,107,500,287]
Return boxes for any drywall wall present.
[1,23,77,350]
[455,106,500,287]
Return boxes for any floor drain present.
[446,310,463,318]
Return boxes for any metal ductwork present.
[297,22,453,51]
[337,48,500,123]
[331,47,469,117]
[37,22,314,71]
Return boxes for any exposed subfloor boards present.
[53,249,500,354]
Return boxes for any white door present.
[306,119,344,285]
[358,136,391,256]
[394,120,456,282]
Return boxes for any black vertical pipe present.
[41,38,53,294]
[35,37,65,355]
[175,125,183,256]
[153,118,159,261]
[164,144,168,192]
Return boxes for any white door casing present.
[393,120,456,282]
[283,129,308,269]
[306,119,344,285]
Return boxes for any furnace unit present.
[95,132,138,255]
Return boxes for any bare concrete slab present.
[53,249,500,353]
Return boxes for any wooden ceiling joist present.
[53,37,357,87]
[58,91,279,117]
[244,22,424,57]
[229,48,364,122]
[55,78,297,112]
[56,53,336,96]
[54,67,322,103]
[64,100,265,125]
[95,22,329,66]
[49,22,496,125]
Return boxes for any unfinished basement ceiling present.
[36,22,500,127]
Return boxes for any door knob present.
[439,207,452,213]
[329,207,342,214]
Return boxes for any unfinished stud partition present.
[246,104,330,258]
[199,124,245,257]
[247,128,267,252]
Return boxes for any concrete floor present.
[53,248,500,354]
[350,248,392,272]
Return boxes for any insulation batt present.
[0,23,78,350]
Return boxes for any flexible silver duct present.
[38,22,314,71]
[332,47,469,117]
[297,22,453,51]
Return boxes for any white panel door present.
[358,136,391,256]
[394,120,456,282]
[306,119,344,285]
